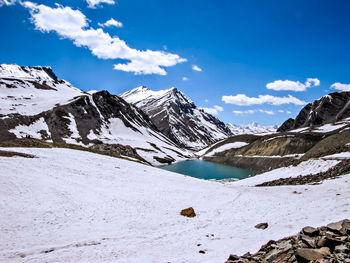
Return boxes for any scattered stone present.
[302,226,319,236]
[255,222,268,230]
[180,207,196,218]
[225,219,350,263]
[199,250,206,254]
[256,160,350,186]
[295,247,330,261]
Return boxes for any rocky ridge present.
[120,86,233,150]
[0,64,189,165]
[278,91,350,132]
[226,219,350,263]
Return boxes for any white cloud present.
[222,94,306,106]
[182,77,188,81]
[192,65,202,72]
[266,78,320,92]
[0,0,16,6]
[278,110,284,113]
[86,0,115,9]
[331,82,350,91]
[199,105,224,115]
[98,18,123,28]
[287,111,292,114]
[233,110,255,115]
[258,109,274,115]
[305,78,320,87]
[204,99,209,103]
[22,2,186,75]
[233,109,274,115]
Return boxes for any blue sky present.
[1,0,350,125]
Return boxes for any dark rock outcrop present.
[226,219,350,263]
[120,86,232,150]
[278,91,350,132]
[256,160,350,186]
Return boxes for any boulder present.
[180,207,196,218]
[295,247,330,261]
[255,222,268,230]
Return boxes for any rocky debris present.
[180,207,196,218]
[278,91,350,132]
[255,223,268,230]
[0,149,36,158]
[225,219,350,263]
[257,160,350,186]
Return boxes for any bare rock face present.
[225,219,350,263]
[278,91,350,132]
[180,207,196,218]
[120,86,233,150]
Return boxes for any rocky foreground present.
[226,219,350,263]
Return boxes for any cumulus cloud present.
[98,18,123,28]
[233,109,274,115]
[199,105,224,115]
[182,77,188,81]
[258,109,274,115]
[0,0,16,6]
[22,2,186,75]
[192,65,202,72]
[233,110,255,115]
[331,82,350,91]
[86,0,115,9]
[266,78,320,92]
[222,94,306,106]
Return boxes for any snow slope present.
[0,64,85,116]
[1,147,349,263]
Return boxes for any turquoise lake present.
[158,159,255,180]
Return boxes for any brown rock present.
[296,247,330,261]
[255,222,268,230]
[303,226,319,236]
[180,207,196,218]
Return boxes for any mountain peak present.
[0,64,58,81]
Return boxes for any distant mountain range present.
[0,64,190,165]
[0,63,278,164]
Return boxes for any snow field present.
[0,148,350,263]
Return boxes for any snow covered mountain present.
[120,86,233,150]
[227,122,277,135]
[278,91,350,132]
[0,64,190,165]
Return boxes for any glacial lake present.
[158,159,255,181]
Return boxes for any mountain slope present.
[278,91,350,132]
[0,64,189,165]
[120,86,233,150]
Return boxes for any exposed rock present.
[295,247,330,261]
[225,219,350,263]
[255,222,268,230]
[120,86,232,150]
[180,207,196,218]
[278,91,350,132]
[257,160,350,186]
